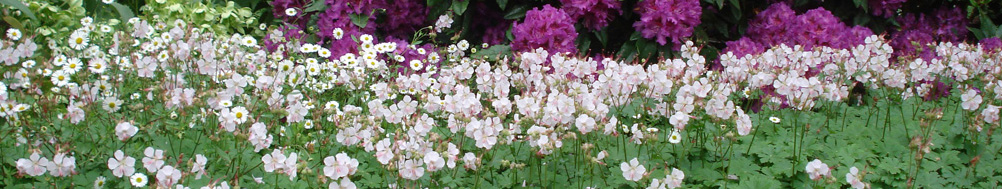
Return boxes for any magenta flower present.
[560,0,622,30]
[511,5,579,54]
[632,0,702,46]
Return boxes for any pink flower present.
[108,150,136,178]
[329,178,357,189]
[575,114,596,134]
[424,151,446,172]
[621,158,646,182]
[735,109,753,136]
[805,159,830,180]
[262,150,286,173]
[961,89,983,111]
[156,165,182,186]
[323,152,359,179]
[399,159,425,180]
[47,152,75,177]
[16,152,50,176]
[115,121,138,141]
[142,147,165,173]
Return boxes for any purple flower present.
[511,5,579,54]
[559,0,621,30]
[981,37,1002,52]
[316,0,382,58]
[632,0,702,46]
[739,3,872,50]
[722,37,765,58]
[890,7,968,59]
[378,0,428,40]
[790,8,848,49]
[868,0,907,17]
[746,2,796,46]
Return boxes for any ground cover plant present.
[2,0,1002,188]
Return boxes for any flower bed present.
[2,0,1002,188]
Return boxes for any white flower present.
[285,8,298,16]
[665,168,685,188]
[409,60,423,70]
[769,116,781,123]
[360,34,373,44]
[323,152,359,179]
[242,36,257,47]
[329,178,357,189]
[318,48,332,58]
[332,28,344,40]
[103,97,123,112]
[6,28,21,41]
[69,30,90,50]
[47,152,75,177]
[846,166,866,189]
[16,152,50,176]
[130,173,148,187]
[621,158,646,181]
[575,114,596,134]
[668,130,681,144]
[94,176,107,188]
[115,121,138,141]
[191,154,207,179]
[102,0,114,4]
[81,17,94,26]
[231,106,249,124]
[457,40,470,51]
[89,58,107,73]
[961,89,983,111]
[399,159,425,180]
[982,105,1000,126]
[805,159,830,180]
[434,15,453,33]
[735,109,752,136]
[424,151,446,172]
[262,150,286,172]
[64,57,84,74]
[156,165,182,186]
[142,147,165,173]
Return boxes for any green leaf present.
[0,0,37,20]
[111,3,135,21]
[305,0,327,13]
[2,16,23,29]
[452,0,470,15]
[503,4,530,20]
[497,0,508,10]
[350,13,370,28]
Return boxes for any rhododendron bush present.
[3,0,1002,188]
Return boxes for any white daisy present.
[130,173,148,187]
[81,17,94,26]
[102,0,114,4]
[63,58,83,74]
[332,28,344,40]
[6,28,21,41]
[68,31,90,50]
[285,8,297,16]
[318,48,332,58]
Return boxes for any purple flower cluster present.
[379,0,428,40]
[890,7,968,59]
[981,37,1002,53]
[511,5,579,54]
[868,0,907,17]
[723,3,873,57]
[559,0,621,30]
[632,0,702,46]
[316,0,385,58]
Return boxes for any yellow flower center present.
[235,112,243,119]
[75,38,83,44]
[58,75,65,81]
